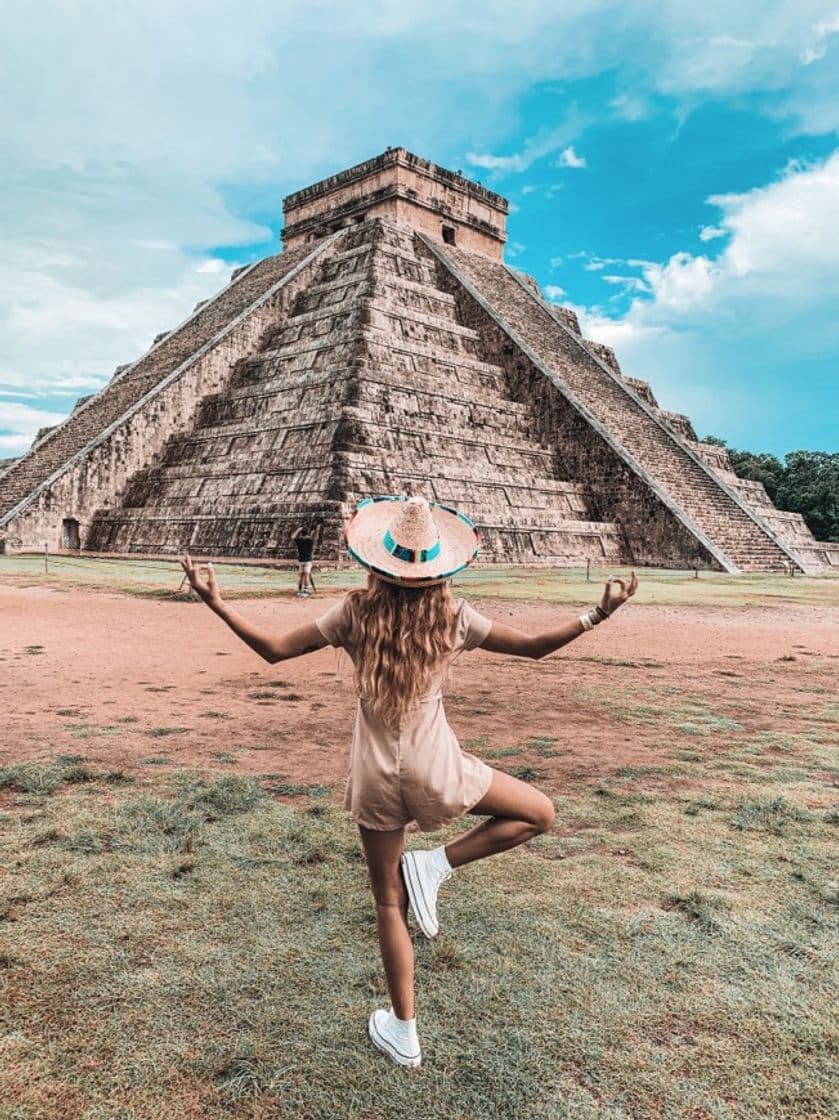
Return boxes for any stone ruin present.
[0,148,835,573]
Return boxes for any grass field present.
[1,563,837,1118]
[2,553,838,607]
[1,717,836,1119]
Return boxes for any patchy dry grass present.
[577,686,749,740]
[2,553,837,607]
[1,566,836,1117]
[0,738,836,1120]
[0,756,93,794]
[66,722,122,740]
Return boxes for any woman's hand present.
[599,571,638,616]
[180,554,222,609]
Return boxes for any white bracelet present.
[579,612,594,632]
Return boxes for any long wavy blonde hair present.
[344,574,456,725]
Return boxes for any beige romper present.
[315,597,494,832]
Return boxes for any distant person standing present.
[292,525,316,597]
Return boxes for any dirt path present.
[2,585,837,793]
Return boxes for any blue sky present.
[1,1,838,458]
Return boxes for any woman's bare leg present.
[444,769,555,869]
[359,825,414,1020]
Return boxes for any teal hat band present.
[383,528,441,565]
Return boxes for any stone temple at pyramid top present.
[282,147,509,259]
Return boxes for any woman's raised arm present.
[179,555,329,664]
[480,572,638,660]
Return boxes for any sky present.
[1,1,838,459]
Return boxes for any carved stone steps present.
[146,460,583,499]
[196,397,535,440]
[208,369,529,421]
[88,505,619,566]
[21,208,816,572]
[135,481,590,524]
[427,238,802,573]
[0,238,328,521]
[264,301,481,355]
[238,333,506,383]
[475,528,624,565]
[101,493,599,533]
[339,452,575,488]
[159,416,555,468]
[85,517,341,558]
[164,386,549,445]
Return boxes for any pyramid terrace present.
[0,148,835,573]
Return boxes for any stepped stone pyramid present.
[1,148,835,572]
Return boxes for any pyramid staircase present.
[0,237,333,538]
[84,221,624,564]
[0,145,828,573]
[419,237,806,573]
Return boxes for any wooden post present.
[44,542,48,575]
[693,567,698,580]
[586,558,591,582]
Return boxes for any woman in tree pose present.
[181,496,637,1068]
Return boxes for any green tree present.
[702,439,838,542]
[727,449,786,504]
[775,451,839,543]
[702,435,784,502]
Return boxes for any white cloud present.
[467,152,525,172]
[582,254,624,270]
[543,284,567,301]
[0,165,258,407]
[1,0,838,450]
[707,153,839,281]
[801,45,827,63]
[0,401,68,457]
[608,92,650,121]
[466,113,591,175]
[709,35,754,49]
[584,151,839,323]
[195,258,228,274]
[601,274,650,293]
[800,13,839,63]
[573,150,839,448]
[556,145,587,168]
[640,253,716,310]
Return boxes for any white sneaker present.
[401,849,451,939]
[368,1009,422,1068]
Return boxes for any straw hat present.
[345,496,480,586]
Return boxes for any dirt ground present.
[3,583,837,801]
